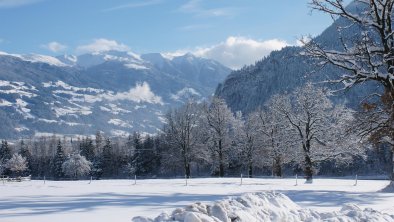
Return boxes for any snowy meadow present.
[1,178,393,221]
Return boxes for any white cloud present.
[106,82,163,105]
[76,38,130,54]
[41,41,67,53]
[104,0,162,12]
[0,0,41,8]
[179,0,236,18]
[193,36,290,69]
[178,24,211,31]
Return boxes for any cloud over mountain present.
[76,39,130,54]
[194,36,289,69]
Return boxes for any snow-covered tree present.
[306,0,394,183]
[252,106,295,177]
[273,83,358,182]
[233,111,263,177]
[53,141,65,180]
[6,153,27,177]
[203,97,236,177]
[19,140,32,175]
[62,153,91,179]
[163,100,204,178]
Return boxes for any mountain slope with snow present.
[215,4,379,114]
[0,50,231,138]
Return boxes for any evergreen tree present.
[19,140,32,176]
[90,156,103,179]
[80,137,95,162]
[95,131,104,155]
[0,140,11,161]
[0,140,11,176]
[101,138,113,176]
[53,140,65,180]
[131,132,144,175]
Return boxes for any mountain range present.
[215,3,379,115]
[0,50,230,139]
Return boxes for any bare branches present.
[307,0,394,90]
[307,2,394,163]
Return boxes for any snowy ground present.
[0,178,393,222]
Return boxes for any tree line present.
[1,83,389,181]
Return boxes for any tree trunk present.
[218,139,224,177]
[304,154,313,183]
[248,162,253,178]
[391,147,394,183]
[273,157,282,177]
[185,162,191,179]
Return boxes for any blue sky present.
[0,0,351,68]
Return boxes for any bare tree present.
[203,97,236,177]
[253,107,295,177]
[273,83,357,182]
[233,111,263,177]
[306,0,394,183]
[163,100,203,178]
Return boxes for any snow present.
[0,51,68,66]
[54,106,92,117]
[109,104,130,114]
[110,129,129,137]
[44,81,163,105]
[21,54,69,67]
[0,99,12,106]
[108,119,132,128]
[136,192,394,222]
[125,63,149,70]
[38,118,58,123]
[1,178,393,222]
[0,80,37,98]
[14,126,29,132]
[171,87,201,101]
[15,98,35,119]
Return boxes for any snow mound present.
[132,192,394,222]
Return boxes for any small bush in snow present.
[6,153,28,177]
[62,153,91,180]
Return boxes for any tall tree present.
[252,107,294,177]
[101,138,113,177]
[0,140,11,161]
[19,140,32,176]
[53,140,65,180]
[204,97,236,177]
[306,0,394,183]
[233,111,262,177]
[273,83,357,182]
[0,140,12,176]
[95,131,104,156]
[80,137,95,162]
[163,100,202,178]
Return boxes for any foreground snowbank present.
[132,192,394,222]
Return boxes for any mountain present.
[215,3,379,115]
[0,50,231,139]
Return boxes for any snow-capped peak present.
[0,51,69,67]
[74,50,144,68]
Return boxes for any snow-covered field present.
[0,178,393,221]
